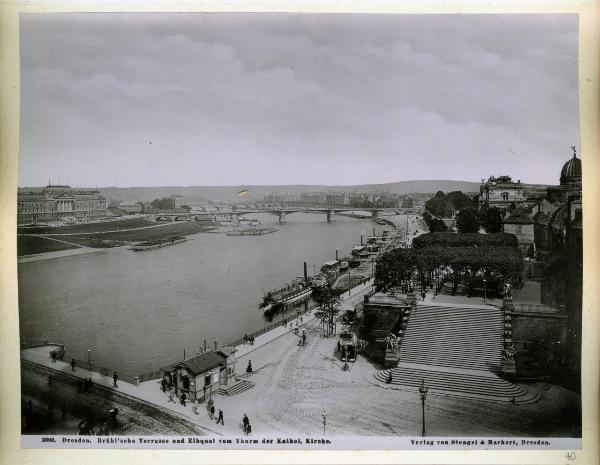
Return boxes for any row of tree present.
[427,205,503,234]
[375,245,523,296]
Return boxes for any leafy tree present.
[429,218,448,232]
[483,207,503,233]
[151,197,175,211]
[413,232,518,249]
[456,207,481,234]
[446,191,476,211]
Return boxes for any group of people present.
[297,329,307,347]
[243,334,255,345]
[77,377,95,392]
[241,413,252,435]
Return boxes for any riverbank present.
[20,275,581,438]
[17,221,215,256]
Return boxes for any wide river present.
[18,212,397,375]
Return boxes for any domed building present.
[547,147,582,204]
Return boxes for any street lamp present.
[87,349,92,370]
[348,268,351,297]
[419,379,428,437]
[483,278,487,302]
[322,410,328,435]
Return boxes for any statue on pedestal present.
[502,343,516,362]
[503,282,512,300]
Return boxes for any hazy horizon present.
[20,14,579,188]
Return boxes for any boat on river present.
[132,236,187,251]
[260,278,313,316]
[226,227,277,236]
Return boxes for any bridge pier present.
[326,210,335,223]
[371,210,379,220]
[278,212,287,224]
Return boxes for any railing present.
[138,370,163,383]
[64,353,138,385]
[228,304,315,348]
[512,303,562,313]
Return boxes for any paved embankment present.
[20,358,207,435]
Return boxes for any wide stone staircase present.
[374,303,539,403]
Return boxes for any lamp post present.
[87,349,92,370]
[419,379,428,437]
[322,410,328,435]
[348,268,351,297]
[483,278,487,302]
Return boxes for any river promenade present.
[20,272,580,437]
[20,279,376,435]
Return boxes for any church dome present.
[560,149,582,185]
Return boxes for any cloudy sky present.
[19,13,579,187]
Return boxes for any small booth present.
[160,347,236,403]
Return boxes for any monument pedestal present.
[384,349,400,368]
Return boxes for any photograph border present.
[1,1,598,464]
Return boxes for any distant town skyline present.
[19,14,579,188]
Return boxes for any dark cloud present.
[19,13,579,187]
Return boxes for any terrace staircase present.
[218,379,254,396]
[374,303,539,403]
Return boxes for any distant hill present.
[19,180,550,203]
[93,180,486,203]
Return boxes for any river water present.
[18,213,397,375]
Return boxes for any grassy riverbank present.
[18,221,215,256]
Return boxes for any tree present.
[413,232,519,249]
[150,197,175,211]
[446,191,476,211]
[429,218,448,233]
[314,288,340,337]
[456,207,481,234]
[483,207,503,233]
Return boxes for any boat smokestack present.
[336,249,339,261]
[303,262,308,281]
[360,234,363,245]
[373,227,376,236]
[214,339,219,351]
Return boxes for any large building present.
[17,185,108,224]
[479,175,525,211]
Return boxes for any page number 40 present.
[565,452,576,461]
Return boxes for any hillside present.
[20,180,549,203]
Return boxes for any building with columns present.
[17,184,108,224]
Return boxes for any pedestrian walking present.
[242,413,249,433]
[243,334,248,344]
[70,358,76,372]
[161,378,166,392]
[216,409,224,425]
[112,372,119,388]
[180,392,187,406]
[210,404,215,420]
[50,351,56,363]
[246,422,252,435]
[192,399,199,415]
[167,389,175,403]
[421,290,426,301]
[246,360,253,373]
